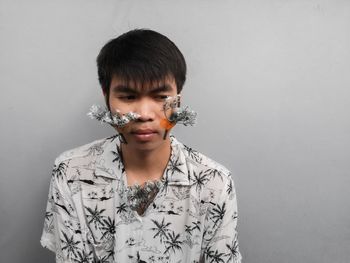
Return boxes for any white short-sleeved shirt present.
[41,135,242,263]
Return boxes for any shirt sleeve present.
[201,176,242,263]
[40,159,94,263]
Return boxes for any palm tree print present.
[85,205,105,228]
[111,147,123,169]
[72,250,93,263]
[191,220,201,232]
[60,230,81,258]
[116,203,127,214]
[52,162,68,180]
[98,254,111,263]
[225,235,239,262]
[183,144,202,163]
[111,150,120,163]
[106,249,115,261]
[86,141,105,156]
[164,231,183,254]
[100,217,116,240]
[203,168,224,181]
[150,218,172,243]
[162,176,170,194]
[185,221,201,236]
[191,171,209,191]
[167,155,184,176]
[227,179,233,196]
[185,224,193,235]
[204,246,225,263]
[210,202,226,227]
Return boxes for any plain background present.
[1,0,350,262]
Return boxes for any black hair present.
[96,29,187,108]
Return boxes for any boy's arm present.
[40,160,94,263]
[201,176,242,263]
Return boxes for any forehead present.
[110,75,177,93]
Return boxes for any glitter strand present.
[87,105,140,127]
[163,95,197,126]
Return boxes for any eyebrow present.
[149,84,173,93]
[111,84,173,93]
[111,85,137,93]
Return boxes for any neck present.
[121,139,171,185]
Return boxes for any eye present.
[155,95,170,101]
[119,95,136,101]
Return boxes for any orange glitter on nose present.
[160,118,175,130]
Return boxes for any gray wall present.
[1,0,349,262]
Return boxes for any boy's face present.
[106,75,178,151]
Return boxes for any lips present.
[130,128,158,141]
[132,129,157,135]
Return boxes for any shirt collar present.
[94,135,191,186]
[94,135,123,180]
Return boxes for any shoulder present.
[53,135,116,165]
[49,136,118,195]
[173,138,237,206]
[173,137,233,185]
[175,138,230,175]
[51,135,118,183]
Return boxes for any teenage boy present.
[41,29,242,263]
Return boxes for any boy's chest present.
[78,180,207,260]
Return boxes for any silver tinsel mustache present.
[87,105,140,127]
[87,98,197,127]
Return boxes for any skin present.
[103,75,180,186]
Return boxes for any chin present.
[125,137,169,152]
[128,142,161,153]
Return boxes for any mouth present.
[130,129,158,141]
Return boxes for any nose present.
[135,98,156,122]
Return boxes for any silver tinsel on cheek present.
[87,105,140,127]
[163,96,197,126]
[169,107,197,126]
[163,95,181,110]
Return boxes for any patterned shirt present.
[40,135,242,263]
